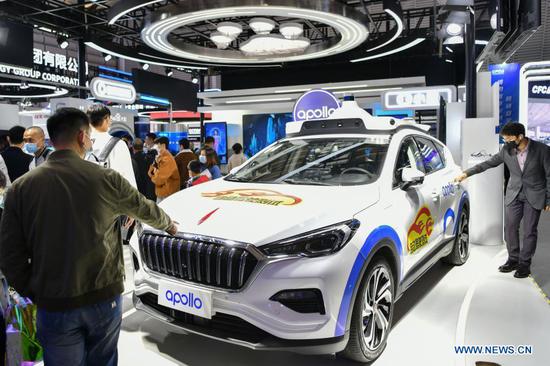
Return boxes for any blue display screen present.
[204,122,228,164]
[242,113,293,158]
[157,132,188,154]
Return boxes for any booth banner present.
[489,63,520,130]
[527,79,550,145]
[293,90,340,122]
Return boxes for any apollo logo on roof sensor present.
[293,89,341,122]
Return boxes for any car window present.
[415,137,445,174]
[227,138,388,186]
[393,138,425,188]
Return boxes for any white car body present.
[130,101,469,359]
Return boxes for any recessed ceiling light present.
[142,63,150,70]
[249,18,276,35]
[443,35,463,45]
[104,53,112,61]
[279,22,304,40]
[216,22,242,39]
[210,32,233,49]
[445,23,462,36]
[57,36,69,49]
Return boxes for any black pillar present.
[199,72,205,144]
[464,8,476,118]
[78,39,86,99]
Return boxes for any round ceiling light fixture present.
[216,21,243,38]
[240,34,310,56]
[0,83,68,98]
[249,17,276,35]
[141,0,369,64]
[443,35,464,45]
[445,23,462,36]
[279,22,304,39]
[210,31,234,49]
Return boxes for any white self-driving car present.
[130,101,470,363]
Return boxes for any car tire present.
[443,208,470,266]
[338,258,395,363]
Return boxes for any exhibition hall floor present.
[118,224,550,366]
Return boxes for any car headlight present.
[261,219,360,258]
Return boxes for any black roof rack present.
[286,118,430,138]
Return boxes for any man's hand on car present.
[166,220,179,236]
[454,173,468,183]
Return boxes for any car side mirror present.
[401,167,425,190]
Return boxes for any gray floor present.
[531,211,550,299]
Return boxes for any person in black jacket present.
[131,138,155,200]
[1,126,33,182]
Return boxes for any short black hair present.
[232,143,243,154]
[146,133,157,140]
[179,138,190,149]
[133,138,144,150]
[86,104,111,128]
[188,160,202,174]
[205,136,215,144]
[47,108,90,145]
[154,136,169,148]
[500,122,525,137]
[8,126,26,144]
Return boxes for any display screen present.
[204,122,228,164]
[132,69,199,111]
[527,79,550,146]
[242,113,293,158]
[0,19,33,68]
[157,131,188,154]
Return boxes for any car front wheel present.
[339,258,394,363]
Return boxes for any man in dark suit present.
[132,138,156,201]
[455,122,550,278]
[1,126,33,182]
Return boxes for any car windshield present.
[226,137,388,186]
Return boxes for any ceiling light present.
[475,40,489,45]
[104,53,112,62]
[165,68,173,77]
[0,82,68,98]
[367,3,403,52]
[192,77,199,84]
[210,31,233,49]
[20,82,29,90]
[490,13,497,30]
[216,22,242,39]
[445,46,454,53]
[279,22,304,40]
[445,23,462,36]
[443,35,464,45]
[240,34,310,56]
[57,36,69,49]
[142,63,150,70]
[249,18,276,35]
[445,59,453,63]
[351,38,425,63]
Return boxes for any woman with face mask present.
[200,147,222,180]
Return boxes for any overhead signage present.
[293,89,340,122]
[0,47,80,87]
[489,63,520,128]
[90,77,136,104]
[383,86,457,110]
[528,80,550,99]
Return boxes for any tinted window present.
[393,138,425,187]
[415,137,445,174]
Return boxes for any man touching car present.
[455,122,550,278]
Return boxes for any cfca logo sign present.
[293,90,340,122]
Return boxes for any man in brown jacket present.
[148,136,180,202]
[175,138,196,189]
[0,108,178,366]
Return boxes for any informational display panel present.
[204,122,227,164]
[527,79,550,145]
[242,113,293,158]
[489,63,520,130]
[0,19,33,68]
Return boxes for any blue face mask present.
[199,155,207,164]
[24,143,38,154]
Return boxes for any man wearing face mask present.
[148,137,180,203]
[455,122,550,278]
[0,108,178,366]
[24,126,52,169]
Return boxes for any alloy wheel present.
[458,213,469,259]
[362,266,393,352]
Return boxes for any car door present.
[413,136,448,246]
[386,136,435,276]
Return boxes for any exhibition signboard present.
[293,89,340,122]
[382,86,456,110]
[526,78,550,145]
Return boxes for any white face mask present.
[199,155,207,164]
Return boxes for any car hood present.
[146,178,380,246]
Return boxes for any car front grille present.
[139,232,259,290]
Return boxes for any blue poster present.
[204,122,228,164]
[489,63,520,130]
